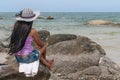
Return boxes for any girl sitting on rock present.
[8,8,54,77]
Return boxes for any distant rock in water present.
[46,16,54,20]
[37,16,54,20]
[0,17,3,19]
[87,20,113,25]
[37,16,46,19]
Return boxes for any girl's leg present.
[40,56,51,70]
[42,49,46,59]
[38,44,47,55]
[37,43,48,58]
[37,45,53,70]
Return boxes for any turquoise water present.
[0,12,120,39]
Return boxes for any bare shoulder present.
[30,28,38,36]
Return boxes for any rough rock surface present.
[47,36,120,80]
[0,31,120,80]
[37,30,50,43]
[0,55,51,80]
[48,34,77,45]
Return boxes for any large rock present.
[0,55,51,80]
[46,36,120,80]
[48,36,105,55]
[48,34,77,45]
[33,33,77,48]
[1,34,120,80]
[37,30,50,43]
[47,36,105,76]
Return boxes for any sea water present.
[0,12,120,65]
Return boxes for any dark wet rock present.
[46,16,54,20]
[32,30,50,48]
[37,30,50,43]
[0,17,3,19]
[48,36,105,55]
[37,16,54,20]
[48,34,77,45]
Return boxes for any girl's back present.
[16,35,33,55]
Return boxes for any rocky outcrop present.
[48,34,77,45]
[33,33,77,48]
[48,36,105,55]
[87,20,113,25]
[0,32,120,80]
[46,16,54,20]
[47,36,120,80]
[37,16,54,20]
[0,55,51,80]
[37,30,50,43]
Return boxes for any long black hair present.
[8,21,33,55]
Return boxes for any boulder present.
[0,55,51,80]
[1,34,120,80]
[46,36,120,80]
[87,20,113,25]
[37,30,50,43]
[46,16,54,20]
[48,36,105,55]
[32,30,50,48]
[48,34,77,45]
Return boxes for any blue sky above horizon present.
[0,0,120,12]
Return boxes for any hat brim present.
[16,11,40,22]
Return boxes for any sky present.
[0,0,120,12]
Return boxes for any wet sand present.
[90,34,120,66]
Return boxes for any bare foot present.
[47,59,54,65]
[47,59,54,70]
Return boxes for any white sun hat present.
[16,8,40,22]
